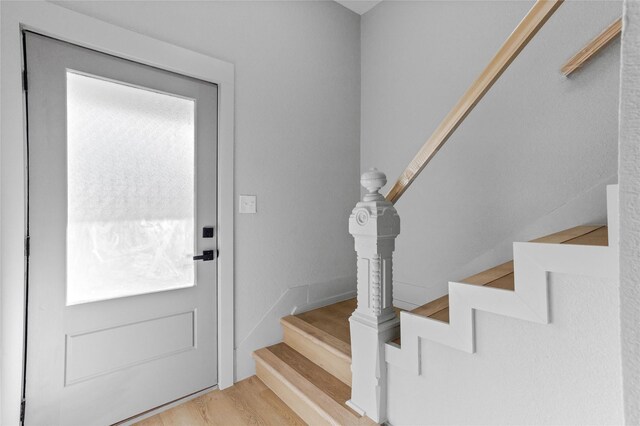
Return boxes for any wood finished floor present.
[134,376,304,426]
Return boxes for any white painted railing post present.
[347,168,400,424]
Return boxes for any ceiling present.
[334,0,382,15]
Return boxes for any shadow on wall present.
[234,275,356,380]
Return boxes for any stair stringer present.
[385,185,620,375]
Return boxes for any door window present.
[66,72,196,305]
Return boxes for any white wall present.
[618,0,640,423]
[388,272,624,425]
[361,0,621,309]
[42,0,362,380]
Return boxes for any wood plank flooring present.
[134,376,304,426]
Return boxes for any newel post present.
[347,169,400,423]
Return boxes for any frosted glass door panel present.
[66,72,196,305]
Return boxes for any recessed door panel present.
[65,311,196,384]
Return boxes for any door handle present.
[193,250,215,261]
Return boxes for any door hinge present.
[22,70,28,92]
[20,399,25,423]
[25,236,30,258]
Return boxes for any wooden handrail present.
[561,17,622,76]
[385,0,563,204]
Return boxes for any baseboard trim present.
[392,299,421,311]
[292,289,356,315]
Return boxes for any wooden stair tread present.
[281,314,353,386]
[563,226,608,246]
[484,272,516,291]
[286,298,355,387]
[530,225,603,244]
[295,298,355,346]
[407,225,608,326]
[410,294,450,318]
[266,343,354,413]
[429,308,450,323]
[281,315,351,359]
[253,343,370,425]
[426,273,518,323]
[461,260,514,286]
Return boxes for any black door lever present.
[193,250,215,261]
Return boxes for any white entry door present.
[24,32,218,425]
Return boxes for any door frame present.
[1,2,235,424]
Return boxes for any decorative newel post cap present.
[361,168,387,202]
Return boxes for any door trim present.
[1,2,235,423]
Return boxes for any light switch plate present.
[239,195,257,214]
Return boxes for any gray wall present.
[361,0,621,308]
[54,0,361,380]
[619,0,640,423]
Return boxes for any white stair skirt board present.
[386,185,619,375]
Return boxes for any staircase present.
[248,4,620,419]
[251,221,613,425]
[252,299,375,425]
